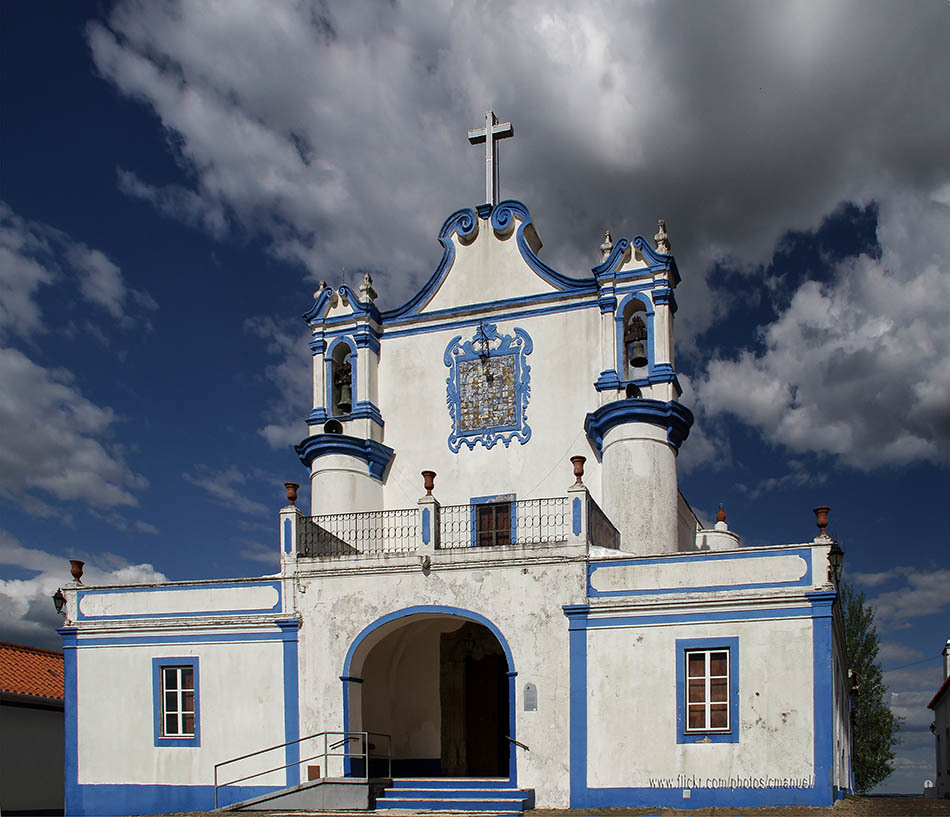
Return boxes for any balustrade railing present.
[438,496,570,550]
[298,509,418,557]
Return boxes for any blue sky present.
[1,0,948,793]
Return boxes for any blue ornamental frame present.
[444,322,533,452]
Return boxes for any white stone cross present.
[468,110,513,206]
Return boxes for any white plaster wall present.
[377,305,606,510]
[311,454,383,514]
[586,616,816,788]
[76,637,287,786]
[294,556,586,807]
[677,493,700,552]
[0,702,64,810]
[421,219,559,312]
[78,584,279,618]
[935,691,949,797]
[601,423,677,554]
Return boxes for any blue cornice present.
[592,235,681,287]
[303,286,382,325]
[490,201,597,293]
[584,398,694,453]
[295,434,394,481]
[382,208,479,321]
[593,370,683,398]
[306,400,383,428]
[308,337,326,355]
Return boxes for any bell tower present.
[586,219,693,554]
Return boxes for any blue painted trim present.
[306,406,328,424]
[64,783,281,815]
[342,605,518,784]
[353,330,381,355]
[383,208,479,319]
[489,201,597,292]
[383,294,599,339]
[572,497,582,536]
[75,580,282,621]
[593,369,681,393]
[591,237,632,278]
[581,606,814,628]
[60,627,78,815]
[615,292,655,381]
[563,598,837,807]
[591,234,680,287]
[422,507,431,545]
[278,619,300,788]
[152,657,200,747]
[303,285,382,325]
[475,202,493,219]
[653,287,678,315]
[295,433,394,481]
[309,337,326,355]
[324,336,358,419]
[588,547,813,598]
[444,323,533,452]
[283,518,292,554]
[469,493,516,547]
[675,637,739,744]
[73,630,295,647]
[584,398,694,453]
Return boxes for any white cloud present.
[0,529,167,649]
[878,641,924,665]
[181,465,271,516]
[695,193,950,469]
[869,567,950,627]
[0,347,148,511]
[0,201,156,334]
[243,316,312,448]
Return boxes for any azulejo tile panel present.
[444,322,532,451]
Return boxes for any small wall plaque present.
[524,682,538,712]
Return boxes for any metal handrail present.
[213,730,391,809]
[506,736,530,751]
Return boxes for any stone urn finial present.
[284,482,299,506]
[813,505,830,539]
[421,470,436,496]
[716,504,726,524]
[571,456,586,485]
[654,219,671,255]
[600,229,614,261]
[69,559,84,584]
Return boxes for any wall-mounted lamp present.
[828,540,845,584]
[52,588,66,616]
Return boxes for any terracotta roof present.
[0,641,64,701]
[929,674,950,710]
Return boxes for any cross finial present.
[468,110,513,206]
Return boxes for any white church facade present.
[57,114,852,815]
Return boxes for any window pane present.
[181,691,195,714]
[709,652,727,676]
[687,705,706,729]
[165,714,177,736]
[710,704,728,729]
[163,668,179,692]
[688,679,705,703]
[710,678,728,703]
[687,653,705,678]
[180,667,194,690]
[165,691,177,713]
[182,713,195,735]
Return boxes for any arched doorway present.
[343,608,515,780]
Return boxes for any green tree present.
[840,581,902,793]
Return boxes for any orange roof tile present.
[0,641,64,701]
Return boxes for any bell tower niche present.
[296,275,392,516]
[587,219,692,554]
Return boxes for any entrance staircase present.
[375,779,535,814]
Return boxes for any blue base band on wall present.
[67,783,280,815]
[584,398,694,453]
[295,433,395,480]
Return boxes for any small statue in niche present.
[333,359,352,414]
[624,314,648,370]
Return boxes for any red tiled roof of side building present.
[0,641,65,701]
[929,674,950,710]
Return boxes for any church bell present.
[630,341,647,368]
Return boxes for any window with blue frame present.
[153,657,200,746]
[470,493,516,547]
[675,637,739,743]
